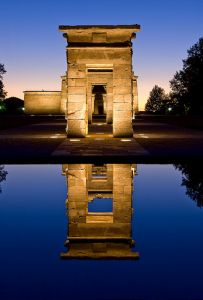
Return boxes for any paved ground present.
[0,116,203,163]
[134,118,203,161]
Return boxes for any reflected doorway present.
[61,164,139,259]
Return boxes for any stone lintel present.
[23,91,60,93]
[67,42,133,47]
[59,24,140,30]
[59,24,140,44]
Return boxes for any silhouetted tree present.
[170,37,203,115]
[168,92,186,115]
[175,163,203,207]
[0,64,7,100]
[0,100,6,114]
[3,97,24,114]
[0,165,8,194]
[145,85,168,113]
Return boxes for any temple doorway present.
[92,85,106,123]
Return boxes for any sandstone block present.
[68,78,86,87]
[68,69,86,79]
[114,103,132,111]
[113,110,132,120]
[113,79,132,87]
[68,94,86,103]
[68,86,86,94]
[68,126,86,137]
[68,164,86,170]
[113,126,133,137]
[113,85,132,94]
[68,102,86,111]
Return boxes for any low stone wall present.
[24,91,62,114]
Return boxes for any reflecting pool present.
[0,164,203,300]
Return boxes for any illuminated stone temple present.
[61,164,139,259]
[24,25,140,137]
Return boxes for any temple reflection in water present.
[61,164,139,259]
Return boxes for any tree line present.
[0,64,6,100]
[0,165,8,193]
[145,37,203,115]
[0,64,24,114]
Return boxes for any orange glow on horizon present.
[5,83,171,111]
[4,72,171,111]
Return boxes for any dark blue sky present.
[1,0,203,109]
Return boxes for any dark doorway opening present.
[92,85,106,123]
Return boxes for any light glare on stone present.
[69,139,81,142]
[121,139,132,142]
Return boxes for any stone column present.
[60,75,67,114]
[113,49,133,137]
[87,87,93,124]
[66,164,87,225]
[132,75,138,117]
[67,51,87,137]
[113,164,133,224]
[106,83,113,124]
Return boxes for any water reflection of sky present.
[0,164,203,300]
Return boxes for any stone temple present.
[61,164,139,259]
[24,24,140,137]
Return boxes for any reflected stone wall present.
[61,164,139,259]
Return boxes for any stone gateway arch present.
[24,24,140,138]
[59,25,140,137]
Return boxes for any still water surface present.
[0,164,203,300]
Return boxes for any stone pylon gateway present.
[59,25,140,137]
[61,164,139,259]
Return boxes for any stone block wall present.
[113,54,133,137]
[66,164,87,224]
[67,53,87,137]
[87,164,113,191]
[113,164,133,224]
[66,46,134,136]
[24,91,62,114]
[59,25,140,137]
[61,163,138,258]
[132,75,138,116]
[60,75,67,113]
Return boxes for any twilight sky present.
[1,0,203,110]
